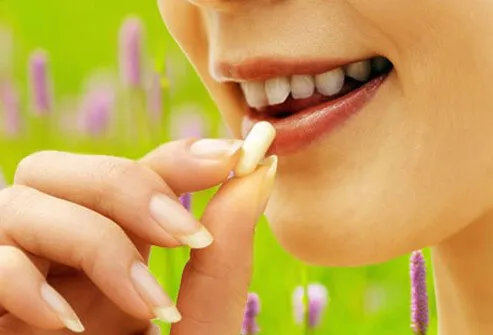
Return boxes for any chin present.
[265,196,405,267]
[265,200,428,267]
[263,158,493,267]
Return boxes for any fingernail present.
[190,139,243,159]
[154,306,182,324]
[146,323,162,335]
[178,225,214,249]
[150,194,213,249]
[235,121,276,178]
[130,262,182,324]
[40,283,85,333]
[257,155,278,214]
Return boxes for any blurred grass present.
[0,1,437,334]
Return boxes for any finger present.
[171,156,277,335]
[140,138,242,195]
[0,246,84,332]
[14,151,213,249]
[0,186,179,324]
[0,253,48,317]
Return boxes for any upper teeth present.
[240,81,268,109]
[290,75,315,99]
[345,60,371,82]
[265,77,291,105]
[240,59,386,109]
[315,68,345,96]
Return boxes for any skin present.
[0,141,276,335]
[158,0,493,333]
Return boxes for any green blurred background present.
[0,1,436,334]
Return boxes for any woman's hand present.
[0,138,276,335]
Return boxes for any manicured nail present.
[257,155,278,214]
[146,323,162,335]
[40,283,85,333]
[190,139,243,159]
[130,262,182,324]
[235,121,276,178]
[149,194,213,249]
[154,306,182,324]
[178,225,214,249]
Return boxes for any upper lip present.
[211,57,368,82]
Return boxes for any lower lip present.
[244,73,389,156]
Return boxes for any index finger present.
[171,156,277,335]
[139,138,243,195]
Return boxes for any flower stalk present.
[410,250,429,335]
[119,18,144,88]
[28,50,52,115]
[241,293,260,335]
[179,193,192,212]
[293,283,329,332]
[78,87,115,137]
[0,81,21,136]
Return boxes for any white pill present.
[234,121,276,177]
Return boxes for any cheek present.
[158,0,209,66]
[158,0,244,136]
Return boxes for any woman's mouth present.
[237,57,393,155]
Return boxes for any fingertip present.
[154,305,182,324]
[40,283,85,333]
[178,226,214,249]
[202,156,278,232]
[130,262,181,324]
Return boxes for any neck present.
[433,211,493,335]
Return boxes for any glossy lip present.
[212,57,356,82]
[243,72,390,156]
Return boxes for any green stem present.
[165,249,176,293]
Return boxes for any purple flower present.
[411,250,429,335]
[293,283,329,329]
[241,293,260,335]
[147,72,163,121]
[119,18,144,88]
[28,50,52,114]
[0,81,21,136]
[179,193,192,212]
[78,87,115,136]
[171,106,208,139]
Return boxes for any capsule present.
[234,121,276,177]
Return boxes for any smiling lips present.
[215,57,393,156]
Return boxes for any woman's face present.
[159,0,493,266]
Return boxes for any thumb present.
[171,156,278,335]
